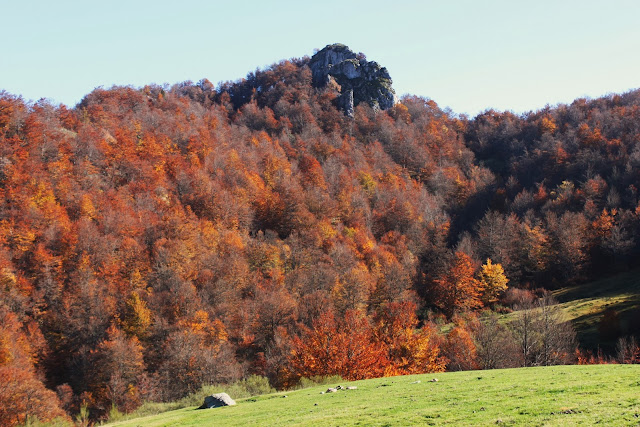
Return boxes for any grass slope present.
[106,365,640,426]
[553,269,640,349]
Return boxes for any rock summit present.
[309,43,397,116]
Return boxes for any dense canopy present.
[1,55,639,423]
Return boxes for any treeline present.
[1,56,639,423]
[464,93,640,283]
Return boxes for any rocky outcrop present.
[198,393,237,409]
[309,44,397,116]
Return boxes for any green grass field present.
[552,269,640,350]
[105,365,640,426]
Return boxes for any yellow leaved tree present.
[478,258,509,305]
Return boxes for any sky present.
[1,0,640,117]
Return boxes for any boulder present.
[198,393,236,409]
[309,43,397,116]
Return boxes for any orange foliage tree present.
[87,325,146,415]
[0,308,68,426]
[443,315,478,371]
[431,252,482,318]
[289,310,388,380]
[373,301,447,375]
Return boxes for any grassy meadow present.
[105,364,640,426]
[552,269,640,350]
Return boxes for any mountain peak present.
[309,44,397,116]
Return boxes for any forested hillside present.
[1,52,639,424]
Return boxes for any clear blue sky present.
[2,0,639,116]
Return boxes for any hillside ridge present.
[1,46,640,424]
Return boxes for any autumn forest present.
[1,53,640,424]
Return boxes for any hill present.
[553,269,640,350]
[105,365,640,426]
[1,43,640,423]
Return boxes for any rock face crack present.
[309,43,397,117]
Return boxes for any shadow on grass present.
[554,269,640,303]
[551,269,640,351]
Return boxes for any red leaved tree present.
[289,310,387,380]
[373,301,447,375]
[0,308,68,426]
[431,252,482,318]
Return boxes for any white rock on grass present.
[198,393,236,409]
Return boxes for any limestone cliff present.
[309,44,398,117]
